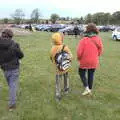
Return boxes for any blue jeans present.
[3,68,19,106]
[78,68,95,89]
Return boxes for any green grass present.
[0,31,120,120]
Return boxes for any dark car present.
[48,24,65,32]
[99,26,114,32]
[59,26,84,35]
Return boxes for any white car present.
[112,27,120,40]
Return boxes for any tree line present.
[1,8,120,25]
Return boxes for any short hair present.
[2,29,13,38]
[86,23,99,34]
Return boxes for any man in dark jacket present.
[74,25,79,38]
[0,29,24,111]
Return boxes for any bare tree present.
[11,9,25,24]
[31,8,41,24]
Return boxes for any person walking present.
[74,25,79,38]
[0,29,24,111]
[77,23,103,95]
[50,32,73,100]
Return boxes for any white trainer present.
[82,88,91,96]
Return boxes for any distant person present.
[77,23,103,95]
[50,32,73,101]
[0,29,24,111]
[29,24,32,31]
[29,24,36,32]
[74,25,79,38]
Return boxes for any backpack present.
[54,45,71,71]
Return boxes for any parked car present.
[16,24,29,29]
[59,26,73,34]
[112,27,120,40]
[48,24,65,32]
[99,26,110,32]
[59,26,84,35]
[35,24,45,31]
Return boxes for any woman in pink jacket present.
[77,23,103,95]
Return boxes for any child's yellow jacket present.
[50,33,73,74]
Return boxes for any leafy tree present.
[84,12,112,25]
[31,8,41,23]
[50,14,59,24]
[103,13,111,25]
[112,11,120,25]
[85,14,92,24]
[92,12,104,25]
[11,9,25,24]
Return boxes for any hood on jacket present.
[52,32,63,45]
[0,37,13,49]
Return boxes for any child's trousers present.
[55,72,69,97]
[3,68,19,106]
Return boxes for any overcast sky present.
[0,0,120,18]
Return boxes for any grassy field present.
[0,31,120,120]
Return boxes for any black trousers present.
[78,68,95,89]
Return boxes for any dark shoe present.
[64,88,69,94]
[9,104,16,111]
[56,95,61,101]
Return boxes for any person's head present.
[1,29,13,39]
[51,32,64,45]
[86,23,99,34]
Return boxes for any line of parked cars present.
[59,26,84,35]
[97,25,115,32]
[12,24,85,35]
[35,24,67,32]
[11,24,120,40]
[35,24,84,35]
